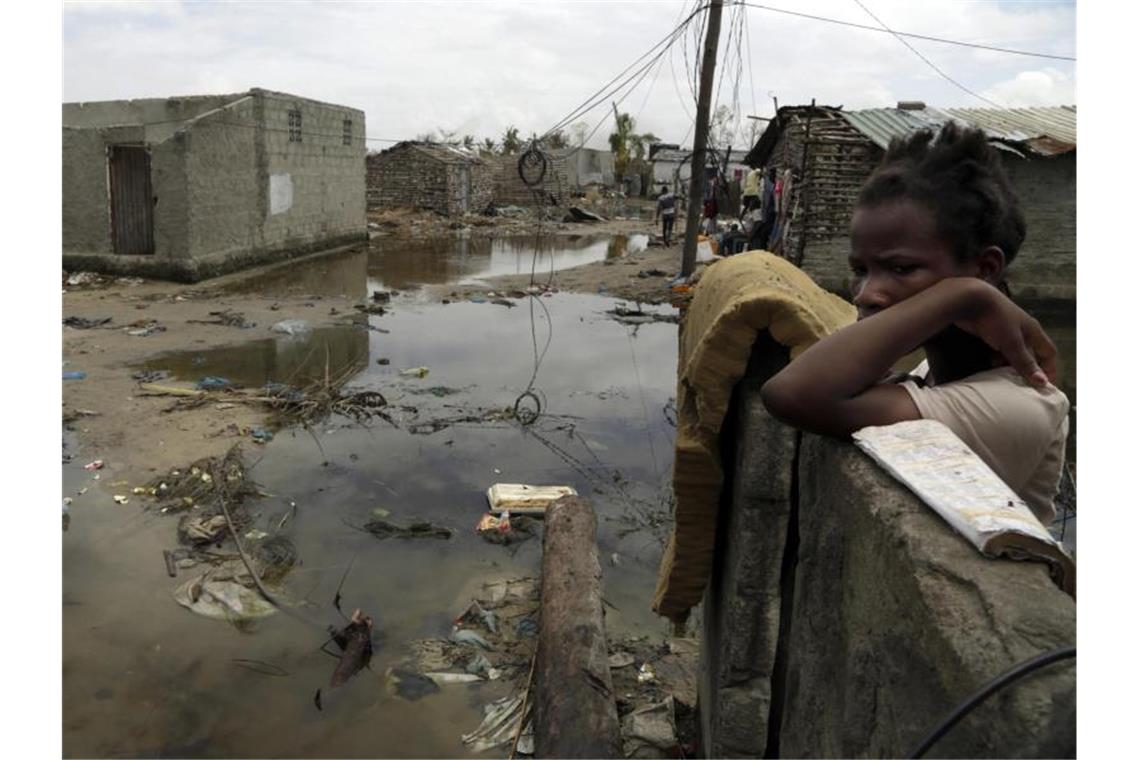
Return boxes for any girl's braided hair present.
[857,121,1027,266]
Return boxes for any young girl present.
[760,123,1070,526]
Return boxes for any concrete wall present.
[698,333,1076,758]
[62,127,116,254]
[1002,152,1076,301]
[63,94,242,143]
[255,90,366,254]
[559,148,615,188]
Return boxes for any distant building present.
[367,141,494,216]
[650,146,751,192]
[62,88,367,282]
[744,102,1076,301]
[555,147,615,189]
[490,152,569,207]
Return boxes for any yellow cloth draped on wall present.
[653,251,856,622]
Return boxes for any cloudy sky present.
[63,0,1076,149]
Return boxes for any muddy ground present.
[62,204,693,487]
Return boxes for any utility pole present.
[681,0,724,277]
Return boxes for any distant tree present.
[500,126,522,155]
[481,137,498,154]
[462,134,476,150]
[546,129,570,150]
[710,105,737,151]
[608,112,657,187]
[414,131,436,143]
[569,121,590,148]
[436,127,459,144]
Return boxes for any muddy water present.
[64,241,677,757]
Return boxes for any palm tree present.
[500,126,522,155]
[609,112,659,193]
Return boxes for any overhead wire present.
[734,2,1075,61]
[849,0,1007,109]
[540,2,709,141]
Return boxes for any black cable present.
[541,3,709,140]
[735,2,1075,61]
[850,0,1006,110]
[907,646,1076,759]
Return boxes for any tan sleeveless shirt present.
[899,364,1070,525]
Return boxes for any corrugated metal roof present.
[942,106,1076,146]
[382,140,483,164]
[839,105,1075,156]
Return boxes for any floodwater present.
[64,235,676,758]
[62,235,1078,757]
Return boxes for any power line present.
[850,0,1006,110]
[735,2,1075,61]
[541,3,708,140]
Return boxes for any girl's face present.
[848,199,980,320]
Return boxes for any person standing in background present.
[655,184,677,246]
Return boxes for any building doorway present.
[108,145,155,255]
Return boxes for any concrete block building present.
[743,102,1076,302]
[366,141,493,216]
[62,88,367,282]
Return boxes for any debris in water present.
[270,319,312,337]
[196,377,234,390]
[187,309,255,329]
[399,366,430,378]
[173,572,277,623]
[84,459,104,471]
[387,668,441,701]
[63,371,87,381]
[621,697,679,759]
[63,316,112,329]
[486,483,577,515]
[112,495,129,505]
[461,693,534,754]
[360,518,453,541]
[637,662,656,684]
[450,627,494,651]
[609,652,636,669]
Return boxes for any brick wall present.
[367,148,450,214]
[367,146,493,216]
[491,153,568,206]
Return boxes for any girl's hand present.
[952,280,1058,387]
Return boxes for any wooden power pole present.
[681,0,724,277]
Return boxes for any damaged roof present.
[840,104,1076,156]
[381,141,484,164]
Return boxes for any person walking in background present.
[741,165,763,213]
[703,177,720,235]
[655,184,677,246]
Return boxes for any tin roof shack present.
[651,146,751,193]
[367,141,493,216]
[62,88,367,282]
[744,103,1076,302]
[491,152,569,207]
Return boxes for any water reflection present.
[369,234,648,290]
[134,322,370,389]
[66,293,679,758]
[221,248,369,300]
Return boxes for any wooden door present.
[108,145,155,255]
